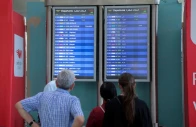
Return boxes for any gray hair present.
[57,69,75,90]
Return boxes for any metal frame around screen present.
[104,5,151,82]
[52,6,97,81]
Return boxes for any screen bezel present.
[104,5,151,82]
[52,6,97,82]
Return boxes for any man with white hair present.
[15,69,84,127]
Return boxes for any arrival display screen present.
[104,6,150,82]
[52,7,97,81]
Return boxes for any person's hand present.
[32,122,40,127]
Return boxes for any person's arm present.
[72,116,85,127]
[15,93,42,127]
[71,97,84,127]
[15,102,34,123]
[141,102,153,127]
[86,109,96,127]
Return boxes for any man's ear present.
[55,80,58,87]
[70,83,75,90]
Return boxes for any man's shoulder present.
[69,95,80,101]
[35,92,44,97]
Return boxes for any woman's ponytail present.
[119,73,136,125]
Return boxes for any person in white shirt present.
[43,80,57,92]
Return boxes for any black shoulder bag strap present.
[116,96,121,105]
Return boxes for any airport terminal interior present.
[0,0,196,127]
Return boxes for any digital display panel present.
[104,6,150,82]
[53,7,97,81]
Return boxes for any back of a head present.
[118,73,135,87]
[118,73,136,125]
[100,82,117,101]
[57,69,75,90]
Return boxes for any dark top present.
[102,96,152,127]
[86,103,106,127]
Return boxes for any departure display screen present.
[104,6,150,82]
[52,7,97,81]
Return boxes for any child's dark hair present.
[100,82,117,101]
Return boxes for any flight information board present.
[52,7,97,81]
[104,6,150,82]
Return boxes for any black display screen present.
[104,6,150,82]
[53,7,97,81]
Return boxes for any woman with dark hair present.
[103,73,152,127]
[86,82,117,127]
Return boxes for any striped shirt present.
[21,88,84,127]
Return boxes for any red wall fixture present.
[0,0,25,126]
[184,0,196,127]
